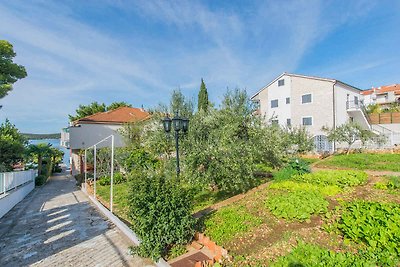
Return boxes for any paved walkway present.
[0,173,154,267]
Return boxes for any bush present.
[98,173,126,186]
[292,170,368,188]
[338,201,400,265]
[273,158,311,181]
[128,171,196,260]
[266,191,328,221]
[54,165,62,173]
[271,242,374,266]
[35,175,47,186]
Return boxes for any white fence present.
[0,169,37,196]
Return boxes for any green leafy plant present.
[128,171,196,260]
[203,205,262,245]
[271,242,374,266]
[292,170,368,188]
[269,180,342,196]
[338,201,400,266]
[266,191,328,221]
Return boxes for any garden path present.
[0,173,154,267]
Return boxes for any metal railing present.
[0,169,37,196]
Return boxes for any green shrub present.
[271,242,375,266]
[54,165,62,173]
[339,201,400,266]
[128,171,196,260]
[269,180,342,196]
[203,205,262,245]
[387,176,400,189]
[286,158,311,174]
[292,170,368,188]
[266,191,328,221]
[98,173,126,186]
[35,175,47,186]
[273,158,311,181]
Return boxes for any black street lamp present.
[162,112,189,177]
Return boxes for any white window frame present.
[271,99,279,108]
[278,79,285,86]
[301,116,313,126]
[301,93,313,104]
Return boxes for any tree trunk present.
[38,156,43,175]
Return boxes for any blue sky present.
[0,0,399,133]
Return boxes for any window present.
[302,93,312,104]
[278,79,285,86]
[271,119,279,124]
[287,118,291,126]
[286,97,290,104]
[302,117,312,126]
[354,96,359,105]
[271,99,278,108]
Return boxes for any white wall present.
[334,83,362,127]
[0,181,34,219]
[266,75,292,126]
[69,123,125,149]
[291,76,334,136]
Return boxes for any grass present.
[192,189,233,213]
[95,183,131,223]
[203,205,263,244]
[316,153,400,172]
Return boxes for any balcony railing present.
[0,169,37,196]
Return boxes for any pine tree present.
[198,78,209,112]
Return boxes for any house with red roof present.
[61,107,150,175]
[362,84,400,106]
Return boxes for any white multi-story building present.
[251,73,400,151]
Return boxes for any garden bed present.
[200,169,400,266]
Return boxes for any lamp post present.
[162,112,189,177]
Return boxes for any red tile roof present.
[75,107,151,125]
[361,84,400,96]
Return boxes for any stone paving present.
[0,173,154,267]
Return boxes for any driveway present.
[0,173,154,267]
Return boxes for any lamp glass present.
[172,116,181,131]
[181,118,189,132]
[162,117,172,133]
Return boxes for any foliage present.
[316,153,400,172]
[198,78,209,112]
[170,89,194,118]
[116,147,159,173]
[322,122,375,154]
[0,40,27,99]
[374,176,400,190]
[166,244,187,260]
[338,201,400,265]
[271,242,374,267]
[128,171,196,260]
[35,175,47,186]
[203,205,262,245]
[366,103,382,114]
[272,158,310,181]
[26,143,52,175]
[106,101,132,111]
[266,191,328,221]
[0,119,27,171]
[183,88,288,193]
[68,101,106,121]
[284,126,314,155]
[98,173,126,186]
[292,170,368,188]
[269,181,342,196]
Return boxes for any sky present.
[0,0,399,133]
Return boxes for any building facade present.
[61,107,150,175]
[251,73,398,152]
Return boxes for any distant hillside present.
[22,133,61,140]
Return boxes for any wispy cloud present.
[0,0,393,132]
